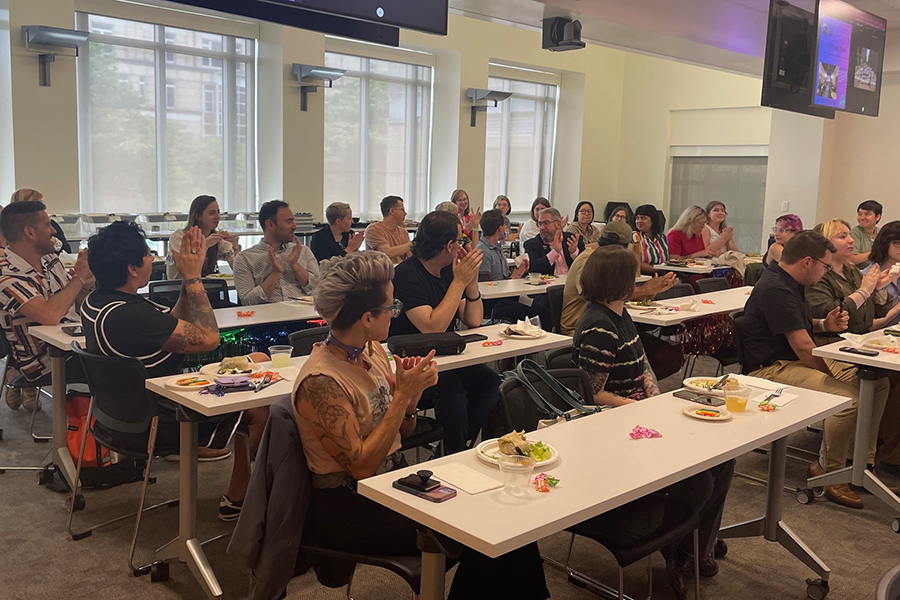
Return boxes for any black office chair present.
[149,279,233,309]
[603,202,634,224]
[68,341,179,579]
[498,371,701,600]
[655,283,694,301]
[150,261,167,281]
[0,331,51,443]
[288,326,331,357]
[696,277,730,294]
[877,563,900,600]
[201,278,234,308]
[544,346,574,369]
[477,272,492,283]
[546,285,565,334]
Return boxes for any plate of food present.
[475,431,559,468]
[525,275,557,285]
[165,375,214,391]
[625,299,666,309]
[682,405,732,422]
[199,356,262,376]
[286,296,315,305]
[863,337,900,352]
[498,325,546,339]
[682,376,739,397]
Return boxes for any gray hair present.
[434,201,458,215]
[325,202,351,225]
[539,207,561,221]
[313,251,395,329]
[670,205,707,236]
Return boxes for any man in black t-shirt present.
[744,231,890,509]
[83,221,269,522]
[309,202,364,263]
[391,211,499,454]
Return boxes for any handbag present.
[387,332,487,357]
[503,359,602,429]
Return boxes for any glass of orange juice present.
[724,386,751,413]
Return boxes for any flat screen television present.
[761,0,835,119]
[264,0,448,36]
[812,0,887,116]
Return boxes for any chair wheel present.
[714,539,727,558]
[38,468,55,486]
[892,518,900,534]
[797,489,814,505]
[150,561,169,582]
[806,578,829,599]
[0,427,4,440]
[72,494,86,512]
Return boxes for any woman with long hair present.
[666,206,712,259]
[518,197,550,244]
[493,194,519,241]
[450,189,481,242]
[701,201,738,254]
[166,195,241,279]
[633,204,669,274]
[864,221,900,327]
[567,201,601,245]
[764,214,803,267]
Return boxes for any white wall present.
[257,22,284,204]
[0,0,15,201]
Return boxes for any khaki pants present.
[751,359,890,472]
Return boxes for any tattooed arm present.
[586,370,636,407]
[641,355,660,397]
[295,375,409,480]
[161,277,220,353]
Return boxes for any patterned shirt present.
[639,232,669,266]
[0,249,73,379]
[233,240,319,305]
[574,302,647,400]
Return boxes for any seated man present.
[743,230,890,509]
[476,209,552,328]
[234,200,319,304]
[0,201,94,412]
[364,195,412,265]
[524,207,585,276]
[390,211,499,454]
[309,202,364,263]
[82,221,269,521]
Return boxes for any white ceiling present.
[449,0,897,76]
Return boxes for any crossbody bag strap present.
[517,359,601,415]
[503,367,569,419]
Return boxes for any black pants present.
[420,365,501,454]
[484,298,553,332]
[665,459,735,559]
[309,485,550,600]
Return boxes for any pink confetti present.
[629,425,662,439]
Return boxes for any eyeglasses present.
[370,299,403,318]
[772,227,796,234]
[538,220,560,227]
[813,258,834,273]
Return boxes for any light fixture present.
[292,64,346,111]
[21,25,90,87]
[466,88,512,127]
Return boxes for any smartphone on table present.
[674,389,725,407]
[62,325,83,337]
[393,470,457,503]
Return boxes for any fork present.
[254,373,273,394]
[759,386,784,407]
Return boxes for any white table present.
[654,261,723,275]
[812,335,900,525]
[628,286,752,327]
[359,383,850,600]
[144,323,572,598]
[479,276,566,300]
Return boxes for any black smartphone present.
[840,346,880,357]
[392,481,458,503]
[61,326,83,337]
[460,333,488,343]
[395,470,440,493]
[674,389,726,407]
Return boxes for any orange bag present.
[66,392,111,468]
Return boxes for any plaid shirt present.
[0,249,73,379]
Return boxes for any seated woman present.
[573,246,734,598]
[293,251,550,600]
[633,204,669,275]
[701,201,738,255]
[763,214,802,268]
[518,197,550,244]
[435,201,478,250]
[863,221,900,328]
[167,195,241,279]
[605,205,632,225]
[450,188,481,243]
[567,201,601,245]
[666,206,712,260]
[493,195,519,241]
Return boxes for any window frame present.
[75,12,257,214]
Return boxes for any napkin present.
[749,391,798,407]
[514,254,529,269]
[505,317,543,337]
[678,298,700,312]
[429,463,503,495]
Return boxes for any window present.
[669,156,768,254]
[76,14,256,214]
[483,77,557,214]
[323,52,432,221]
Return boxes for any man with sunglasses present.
[524,207,585,276]
[743,230,891,509]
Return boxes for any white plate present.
[199,361,262,376]
[498,329,546,340]
[524,277,557,285]
[863,337,899,351]
[475,437,559,468]
[682,377,739,397]
[165,375,214,391]
[682,405,732,422]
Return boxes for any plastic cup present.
[725,386,751,413]
[498,454,535,497]
[528,273,541,285]
[268,345,293,369]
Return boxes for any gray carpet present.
[2,356,900,600]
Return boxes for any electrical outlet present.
[781,201,789,212]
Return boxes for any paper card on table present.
[733,375,788,392]
[749,391,798,407]
[429,463,503,495]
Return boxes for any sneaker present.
[21,389,40,412]
[218,495,243,522]
[5,386,22,410]
[163,447,232,462]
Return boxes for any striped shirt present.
[233,240,319,305]
[639,232,669,266]
[574,302,647,400]
[0,249,73,380]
